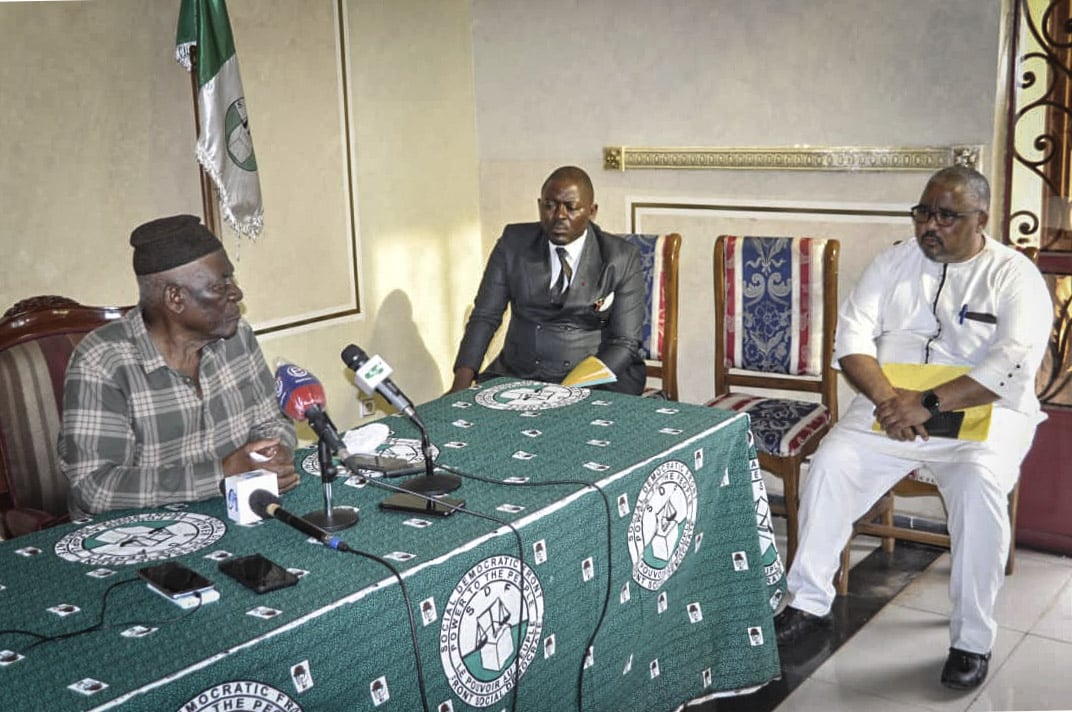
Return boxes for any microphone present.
[340,344,419,421]
[274,361,347,455]
[249,489,351,551]
[340,344,460,496]
[273,361,359,532]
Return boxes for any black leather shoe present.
[774,606,831,646]
[940,647,990,690]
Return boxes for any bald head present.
[542,166,594,203]
[927,165,990,208]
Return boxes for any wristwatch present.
[921,389,941,417]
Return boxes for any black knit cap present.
[130,215,224,275]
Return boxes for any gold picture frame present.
[603,145,982,172]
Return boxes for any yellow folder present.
[872,363,992,441]
[561,355,618,388]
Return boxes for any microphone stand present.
[398,413,461,496]
[303,436,359,532]
[342,453,466,516]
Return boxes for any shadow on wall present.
[366,289,443,406]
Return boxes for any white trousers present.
[785,422,1022,654]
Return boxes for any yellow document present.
[872,363,992,441]
[561,356,618,388]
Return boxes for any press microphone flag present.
[340,344,418,420]
[273,361,346,455]
[340,344,461,495]
[248,489,350,551]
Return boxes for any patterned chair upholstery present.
[623,233,682,400]
[0,296,126,538]
[706,235,840,567]
[834,246,1040,594]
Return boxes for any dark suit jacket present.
[453,222,646,394]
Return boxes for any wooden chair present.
[835,246,1040,595]
[0,296,127,538]
[705,236,840,567]
[624,233,682,400]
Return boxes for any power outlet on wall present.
[360,399,376,418]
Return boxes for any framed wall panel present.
[629,199,911,406]
[226,0,361,333]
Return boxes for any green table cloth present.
[0,379,784,711]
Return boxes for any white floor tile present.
[775,677,936,712]
[1015,549,1072,570]
[1028,574,1072,644]
[890,552,1070,634]
[992,555,1072,633]
[966,634,1072,712]
[809,602,1023,711]
[888,553,953,615]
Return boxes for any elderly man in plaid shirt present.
[59,215,298,516]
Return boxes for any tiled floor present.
[691,518,1072,712]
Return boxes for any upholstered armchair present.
[0,296,126,538]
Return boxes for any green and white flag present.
[176,0,263,238]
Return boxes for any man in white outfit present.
[773,166,1052,690]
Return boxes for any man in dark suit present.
[450,166,646,394]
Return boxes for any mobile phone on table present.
[218,553,299,594]
[379,492,465,516]
[138,561,215,599]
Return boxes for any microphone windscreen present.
[341,344,369,370]
[274,362,327,422]
[248,488,280,519]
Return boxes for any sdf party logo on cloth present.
[750,450,785,590]
[55,511,227,566]
[474,381,589,411]
[440,555,545,707]
[627,460,698,591]
[182,681,300,712]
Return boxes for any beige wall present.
[0,1,200,305]
[2,0,1005,434]
[0,0,482,436]
[470,0,1003,405]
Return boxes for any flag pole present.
[188,45,222,237]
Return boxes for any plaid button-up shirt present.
[59,307,295,515]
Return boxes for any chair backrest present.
[713,235,840,416]
[623,233,682,400]
[0,296,127,536]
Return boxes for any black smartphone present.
[923,410,966,439]
[138,561,215,599]
[379,492,465,516]
[218,553,299,594]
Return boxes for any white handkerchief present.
[343,422,390,454]
[594,291,615,312]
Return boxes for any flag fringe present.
[194,140,264,239]
[176,41,194,71]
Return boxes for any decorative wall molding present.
[603,145,982,172]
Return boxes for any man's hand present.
[873,390,931,442]
[448,367,476,394]
[223,439,300,493]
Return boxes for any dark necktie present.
[550,247,572,305]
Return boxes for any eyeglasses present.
[909,204,982,227]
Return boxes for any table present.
[1,379,784,711]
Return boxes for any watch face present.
[922,391,940,411]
